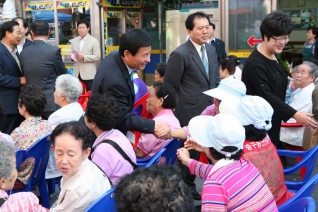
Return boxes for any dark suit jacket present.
[0,43,22,115]
[210,38,227,62]
[164,40,220,126]
[91,51,155,135]
[22,38,32,53]
[19,39,67,112]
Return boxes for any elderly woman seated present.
[11,85,52,150]
[0,139,49,211]
[46,74,84,180]
[50,121,111,211]
[48,74,84,129]
[134,82,180,158]
[84,94,136,185]
[114,165,193,212]
[177,114,277,211]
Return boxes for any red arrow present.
[247,35,262,48]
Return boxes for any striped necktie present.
[201,46,209,79]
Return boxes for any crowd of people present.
[1,9,318,212]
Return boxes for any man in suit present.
[0,21,26,134]
[20,20,67,120]
[92,29,170,138]
[164,12,220,200]
[68,19,100,91]
[12,17,32,55]
[208,22,226,62]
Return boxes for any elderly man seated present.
[134,82,180,158]
[280,61,318,148]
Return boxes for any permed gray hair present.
[55,74,83,103]
[302,61,318,80]
[0,139,15,179]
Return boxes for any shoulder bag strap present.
[102,139,138,169]
[0,198,7,207]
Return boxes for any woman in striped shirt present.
[177,113,277,212]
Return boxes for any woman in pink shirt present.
[135,82,180,158]
[85,94,136,185]
[177,113,277,212]
[0,139,48,212]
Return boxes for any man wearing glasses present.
[242,10,318,151]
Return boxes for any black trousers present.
[79,74,93,91]
[178,141,201,189]
[0,114,24,134]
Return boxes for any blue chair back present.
[15,150,28,169]
[278,173,318,211]
[161,138,183,165]
[85,187,116,212]
[278,197,316,212]
[137,148,166,167]
[277,144,318,190]
[12,134,52,209]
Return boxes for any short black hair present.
[185,11,210,30]
[119,29,152,57]
[114,165,193,212]
[51,121,93,150]
[154,62,166,77]
[209,22,215,29]
[219,59,236,75]
[209,146,243,160]
[12,17,28,28]
[244,125,266,141]
[307,26,318,39]
[152,82,177,109]
[30,20,49,36]
[19,85,46,116]
[0,103,4,123]
[0,21,19,39]
[85,94,121,131]
[77,19,90,28]
[260,10,293,41]
[226,55,240,66]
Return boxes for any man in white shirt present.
[12,17,32,54]
[207,22,226,62]
[280,61,318,147]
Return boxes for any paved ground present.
[46,157,318,211]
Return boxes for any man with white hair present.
[280,61,318,147]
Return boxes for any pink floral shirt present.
[11,116,52,150]
[0,189,49,212]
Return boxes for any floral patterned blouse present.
[11,116,52,150]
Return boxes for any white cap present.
[203,77,246,101]
[188,113,245,158]
[221,95,273,131]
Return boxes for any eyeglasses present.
[271,36,291,44]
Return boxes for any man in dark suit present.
[92,29,170,137]
[0,21,26,134]
[13,17,32,54]
[164,12,220,200]
[208,22,226,62]
[20,20,67,120]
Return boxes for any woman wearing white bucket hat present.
[177,113,277,212]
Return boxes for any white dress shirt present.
[280,83,315,146]
[50,159,111,212]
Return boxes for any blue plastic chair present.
[277,144,318,191]
[15,150,28,169]
[161,138,183,165]
[137,148,166,167]
[278,173,318,211]
[12,134,52,209]
[85,186,116,212]
[279,197,316,212]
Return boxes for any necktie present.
[211,40,215,47]
[130,71,134,81]
[201,46,209,79]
